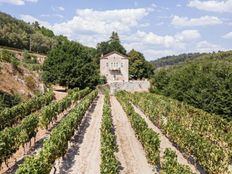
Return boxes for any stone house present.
[100,51,129,83]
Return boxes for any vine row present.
[15,90,97,174]
[129,92,229,174]
[0,88,91,168]
[0,90,54,130]
[161,148,194,174]
[100,93,119,174]
[116,92,160,167]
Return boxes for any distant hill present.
[0,11,68,54]
[151,52,207,69]
[150,50,232,119]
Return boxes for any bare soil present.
[110,96,154,174]
[54,91,68,101]
[53,94,103,174]
[132,103,203,174]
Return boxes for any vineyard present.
[0,89,231,174]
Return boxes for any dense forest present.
[150,52,207,69]
[150,51,232,119]
[0,12,68,54]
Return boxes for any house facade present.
[100,51,129,83]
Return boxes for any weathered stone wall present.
[109,80,150,94]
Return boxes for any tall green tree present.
[42,41,99,89]
[128,49,154,80]
[96,32,126,55]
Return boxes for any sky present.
[0,0,232,60]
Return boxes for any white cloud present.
[0,0,37,5]
[196,41,224,52]
[222,32,232,39]
[58,6,64,11]
[188,0,232,13]
[52,8,149,36]
[20,14,52,28]
[172,15,223,27]
[128,30,201,48]
[176,4,182,7]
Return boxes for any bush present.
[99,75,107,84]
[23,50,38,64]
[25,76,36,90]
[0,91,21,111]
[0,49,16,63]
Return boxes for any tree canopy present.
[42,41,99,89]
[0,12,64,54]
[96,32,126,55]
[128,49,154,80]
[150,51,232,119]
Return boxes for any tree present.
[128,49,154,80]
[150,53,232,119]
[42,41,99,89]
[96,32,126,56]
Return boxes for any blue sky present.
[0,0,232,60]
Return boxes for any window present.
[121,63,123,67]
[106,63,108,67]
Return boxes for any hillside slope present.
[150,51,232,119]
[150,51,232,69]
[0,11,67,54]
[0,48,45,110]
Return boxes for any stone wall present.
[109,80,150,94]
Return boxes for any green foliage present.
[0,49,16,62]
[0,88,90,167]
[97,32,126,55]
[100,93,119,174]
[128,49,154,80]
[150,54,232,119]
[42,41,99,89]
[16,90,98,174]
[23,50,38,64]
[0,91,21,111]
[0,91,54,130]
[0,12,58,54]
[25,75,36,90]
[160,148,194,174]
[150,52,205,69]
[0,114,38,167]
[30,31,57,53]
[99,75,107,85]
[116,91,160,166]
[130,92,230,174]
[39,88,91,129]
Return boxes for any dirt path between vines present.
[132,104,203,174]
[110,96,154,174]
[54,94,103,174]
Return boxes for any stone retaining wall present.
[109,80,150,94]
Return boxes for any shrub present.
[23,50,38,64]
[25,76,36,90]
[0,49,16,63]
